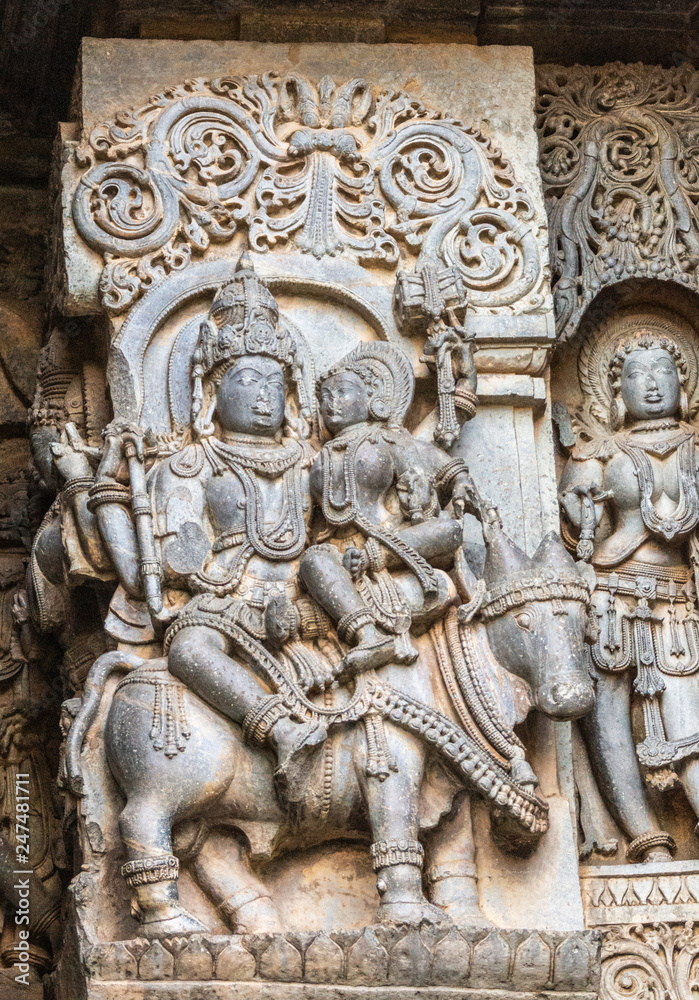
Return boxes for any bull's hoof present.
[140,905,208,939]
[377,900,453,927]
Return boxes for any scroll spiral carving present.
[601,924,699,1000]
[536,62,699,338]
[72,74,543,313]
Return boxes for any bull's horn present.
[483,522,532,588]
[533,531,578,572]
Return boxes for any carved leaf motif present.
[536,62,699,338]
[601,923,699,1000]
[72,74,543,314]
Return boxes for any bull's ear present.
[533,531,577,571]
[483,523,532,587]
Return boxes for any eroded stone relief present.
[553,297,699,998]
[13,40,699,1000]
[15,48,607,998]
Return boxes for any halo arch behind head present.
[111,257,395,433]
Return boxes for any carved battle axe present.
[394,264,477,449]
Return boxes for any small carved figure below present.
[560,321,699,862]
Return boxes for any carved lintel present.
[61,73,546,320]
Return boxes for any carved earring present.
[369,397,389,421]
[610,393,626,431]
[680,388,689,421]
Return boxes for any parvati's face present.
[320,370,371,435]
[216,356,285,435]
[620,347,681,421]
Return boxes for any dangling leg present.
[359,724,450,926]
[299,545,399,672]
[118,795,207,938]
[580,670,673,862]
[424,792,491,927]
[168,626,326,801]
[179,824,281,934]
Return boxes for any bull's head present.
[480,524,595,720]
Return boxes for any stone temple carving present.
[559,308,699,864]
[537,62,699,338]
[20,38,699,1000]
[69,73,545,315]
[38,253,593,951]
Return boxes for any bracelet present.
[62,476,94,501]
[242,694,289,749]
[425,861,476,883]
[455,385,478,419]
[337,608,375,645]
[626,831,676,862]
[435,459,469,489]
[86,481,131,513]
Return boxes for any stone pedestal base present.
[80,985,599,1000]
[50,926,600,1000]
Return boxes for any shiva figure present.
[560,327,699,863]
[300,341,477,674]
[41,258,337,932]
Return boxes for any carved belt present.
[590,558,699,779]
[595,560,691,603]
[236,574,299,610]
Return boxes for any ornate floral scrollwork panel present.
[71,73,544,314]
[601,924,699,1000]
[536,62,699,337]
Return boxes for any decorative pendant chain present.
[619,435,699,541]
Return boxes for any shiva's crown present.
[195,253,296,383]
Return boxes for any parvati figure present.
[300,342,477,679]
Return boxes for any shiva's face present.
[216,356,285,436]
[319,370,371,436]
[620,347,681,422]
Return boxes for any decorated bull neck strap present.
[480,573,590,621]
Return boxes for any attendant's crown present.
[196,253,295,382]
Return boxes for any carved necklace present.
[319,423,438,596]
[190,436,307,595]
[206,435,303,478]
[618,430,699,542]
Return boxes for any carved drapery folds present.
[70,73,545,314]
[536,62,699,338]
